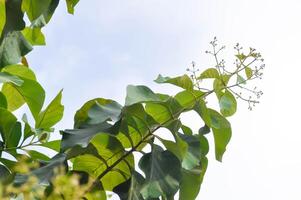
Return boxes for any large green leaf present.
[65,0,80,14]
[0,108,17,146]
[154,74,193,90]
[74,98,121,128]
[61,121,118,151]
[0,32,32,68]
[125,85,160,106]
[35,90,64,129]
[2,0,25,34]
[2,78,45,118]
[174,90,204,109]
[1,64,36,80]
[73,134,134,191]
[208,109,232,161]
[219,90,237,117]
[179,158,208,200]
[139,145,181,199]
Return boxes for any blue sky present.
[23,0,301,199]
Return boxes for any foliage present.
[0,1,265,200]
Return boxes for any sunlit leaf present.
[197,68,219,79]
[155,74,193,90]
[36,90,64,129]
[22,27,46,46]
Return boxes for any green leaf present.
[174,90,204,109]
[139,145,181,199]
[0,72,24,86]
[1,64,36,80]
[236,53,247,60]
[208,109,232,161]
[0,164,11,184]
[65,0,80,14]
[2,78,45,118]
[237,74,246,84]
[125,85,160,106]
[6,122,21,148]
[0,32,32,69]
[36,90,64,129]
[245,67,253,79]
[155,74,193,90]
[22,0,52,22]
[14,153,66,185]
[179,158,208,200]
[2,0,25,34]
[194,99,211,126]
[0,91,7,108]
[22,0,59,28]
[0,108,17,145]
[219,90,237,117]
[86,101,122,126]
[73,134,134,191]
[197,68,219,79]
[74,98,121,128]
[38,140,61,152]
[113,171,159,200]
[61,122,117,151]
[178,133,202,170]
[26,150,50,161]
[22,27,46,46]
[0,0,5,36]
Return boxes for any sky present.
[23,0,301,199]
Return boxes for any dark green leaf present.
[2,0,25,34]
[113,171,159,200]
[61,122,117,151]
[0,91,7,108]
[74,98,121,128]
[0,108,17,145]
[14,153,66,185]
[125,85,160,106]
[0,32,32,69]
[139,145,181,199]
[6,122,21,148]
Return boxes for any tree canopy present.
[0,1,264,199]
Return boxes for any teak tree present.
[0,1,265,199]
